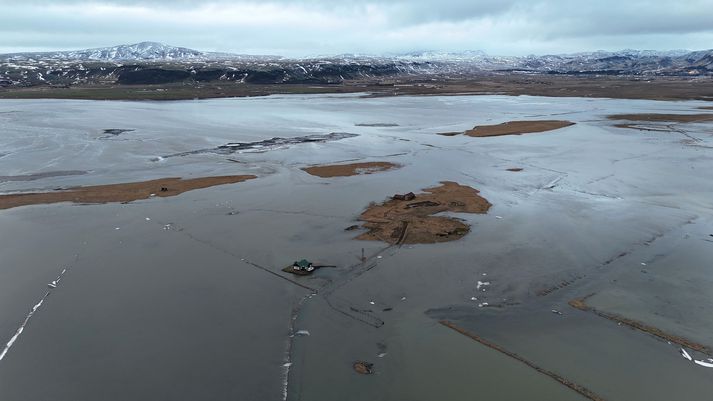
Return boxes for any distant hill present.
[2,42,207,61]
[1,42,711,88]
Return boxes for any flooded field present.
[1,94,712,400]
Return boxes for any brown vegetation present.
[0,175,257,210]
[302,162,400,178]
[465,120,575,137]
[2,76,712,101]
[568,295,595,311]
[356,181,491,244]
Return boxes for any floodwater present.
[1,94,712,400]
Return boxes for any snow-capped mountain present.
[63,42,206,61]
[3,42,209,62]
[1,43,712,88]
[390,49,710,74]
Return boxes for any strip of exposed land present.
[607,113,713,123]
[612,124,677,131]
[438,120,574,137]
[0,170,87,182]
[568,295,710,354]
[2,75,713,101]
[356,181,491,244]
[439,320,607,401]
[0,175,256,210]
[466,120,574,137]
[302,162,400,178]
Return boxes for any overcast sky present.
[1,0,712,56]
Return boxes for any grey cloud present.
[530,1,713,37]
[12,0,713,29]
[0,0,712,55]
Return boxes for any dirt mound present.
[302,162,400,178]
[438,120,574,137]
[356,181,491,244]
[353,361,374,375]
[0,175,256,210]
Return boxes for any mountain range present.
[1,42,711,87]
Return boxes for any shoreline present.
[1,75,712,102]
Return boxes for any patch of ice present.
[694,360,713,368]
[0,298,45,362]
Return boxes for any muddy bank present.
[0,175,256,210]
[612,124,675,131]
[163,132,358,158]
[302,162,400,178]
[607,113,713,123]
[102,128,134,136]
[439,120,574,137]
[354,123,399,127]
[0,170,87,182]
[355,181,491,244]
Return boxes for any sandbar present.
[0,175,257,210]
[439,120,574,137]
[302,162,400,178]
